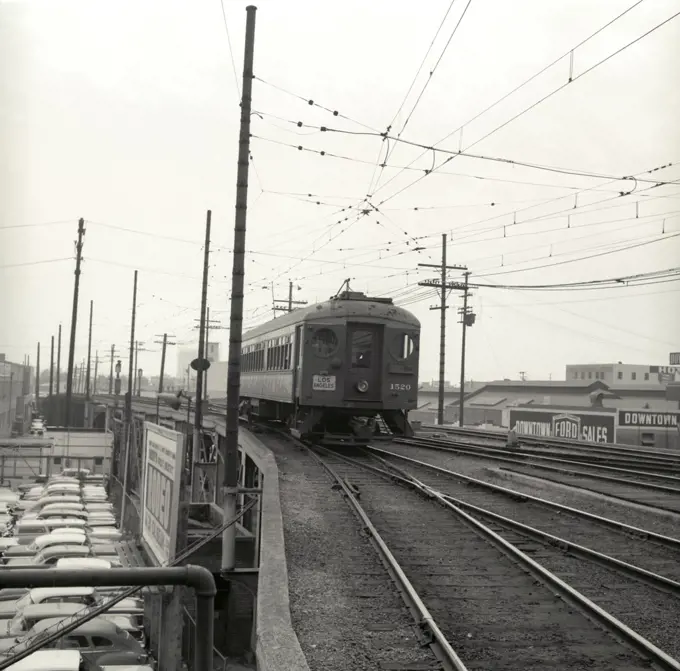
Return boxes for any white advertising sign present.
[141,422,183,566]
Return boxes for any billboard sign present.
[670,353,680,366]
[141,422,183,566]
[618,410,680,428]
[509,408,615,443]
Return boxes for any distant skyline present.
[2,0,679,384]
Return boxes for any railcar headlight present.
[356,380,369,393]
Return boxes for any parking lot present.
[0,465,156,670]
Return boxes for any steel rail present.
[302,445,469,671]
[363,451,680,595]
[396,437,680,491]
[365,445,680,551]
[314,446,680,671]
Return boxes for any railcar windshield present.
[351,330,373,368]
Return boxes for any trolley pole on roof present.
[418,234,467,426]
[223,4,257,572]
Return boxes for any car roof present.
[27,587,95,600]
[56,558,111,569]
[32,616,118,635]
[23,602,84,616]
[39,545,90,557]
[2,649,81,670]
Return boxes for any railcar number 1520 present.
[390,383,411,391]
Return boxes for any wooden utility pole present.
[224,4,257,571]
[85,300,93,399]
[192,210,212,471]
[65,218,85,427]
[108,344,117,394]
[273,280,306,313]
[418,234,467,426]
[35,342,40,412]
[56,324,62,396]
[154,334,176,423]
[49,336,54,397]
[121,270,138,528]
[457,272,475,428]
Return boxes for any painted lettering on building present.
[618,410,680,428]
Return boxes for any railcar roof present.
[243,292,420,341]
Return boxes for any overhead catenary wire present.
[372,7,680,207]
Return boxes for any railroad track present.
[368,445,680,581]
[397,436,680,514]
[304,442,680,670]
[424,424,680,464]
[404,435,680,477]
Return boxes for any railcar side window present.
[393,333,416,360]
[351,330,373,368]
[311,329,338,357]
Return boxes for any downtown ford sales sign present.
[509,408,615,443]
[141,422,183,566]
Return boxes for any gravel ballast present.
[384,442,680,538]
[317,449,655,671]
[263,436,439,671]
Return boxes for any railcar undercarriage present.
[239,400,414,447]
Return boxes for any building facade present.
[566,363,679,386]
[0,356,33,437]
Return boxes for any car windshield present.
[7,613,26,633]
[13,593,34,610]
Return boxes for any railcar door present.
[293,325,303,400]
[344,323,382,402]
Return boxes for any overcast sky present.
[1,0,679,383]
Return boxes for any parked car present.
[0,602,87,639]
[0,649,94,670]
[0,587,99,617]
[3,533,88,560]
[26,617,150,665]
[4,544,91,568]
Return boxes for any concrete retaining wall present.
[239,431,310,671]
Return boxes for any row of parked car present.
[0,469,155,671]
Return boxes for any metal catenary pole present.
[223,4,257,571]
[56,324,62,397]
[65,218,85,427]
[35,342,40,413]
[121,270,138,527]
[194,210,211,471]
[49,336,54,398]
[93,351,99,396]
[86,299,93,399]
[108,344,115,394]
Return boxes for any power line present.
[372,7,680,206]
[218,0,241,97]
[0,257,73,269]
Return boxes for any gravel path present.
[384,441,680,538]
[264,436,440,671]
[319,449,655,671]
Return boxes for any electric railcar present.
[239,290,420,445]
